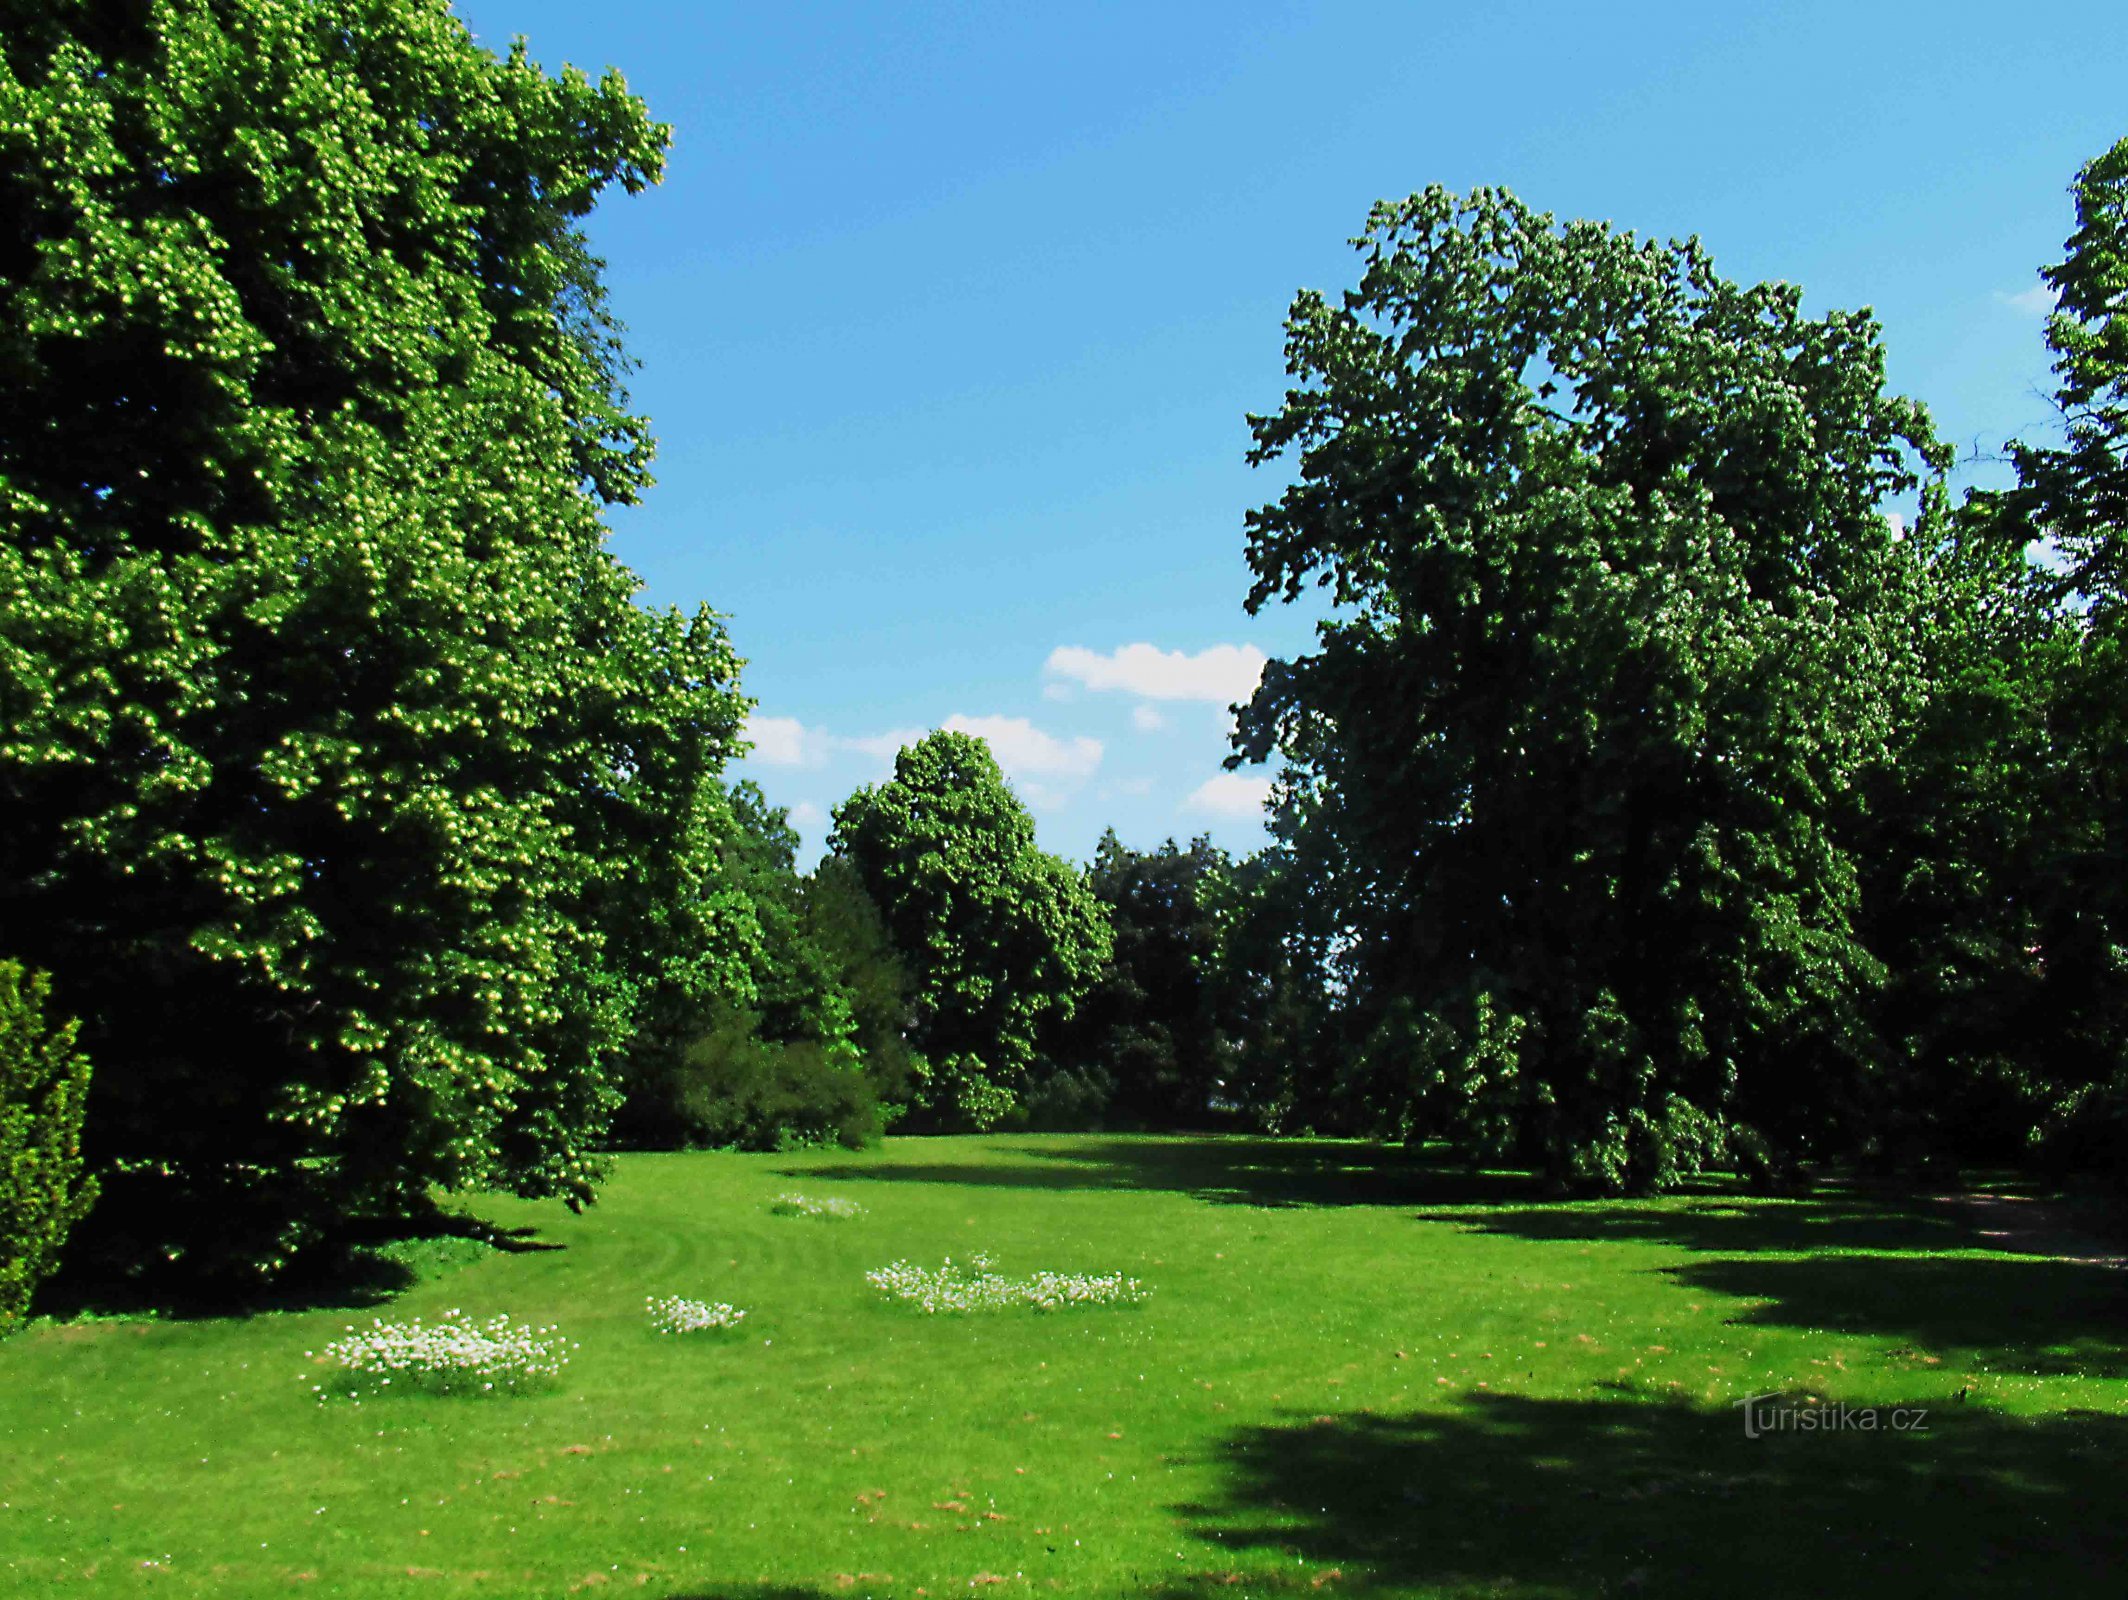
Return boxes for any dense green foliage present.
[1,1137,2120,1597]
[832,731,1111,1127]
[615,785,906,1151]
[0,0,760,1276]
[0,961,96,1335]
[1233,186,1946,1190]
[1976,133,2128,1172]
[1843,520,2080,1168]
[1206,842,1343,1132]
[1038,831,1236,1128]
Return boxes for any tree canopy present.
[0,0,760,1275]
[1051,831,1236,1128]
[1234,186,1948,1189]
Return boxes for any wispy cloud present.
[1184,770,1273,819]
[943,714,1103,782]
[745,708,1105,801]
[839,727,929,763]
[1046,642,1266,705]
[1131,703,1166,732]
[744,714,836,767]
[1998,283,2056,317]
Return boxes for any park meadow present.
[3,1134,2123,1598]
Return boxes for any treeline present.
[2,2,2125,1310]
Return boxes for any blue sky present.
[457,0,2123,865]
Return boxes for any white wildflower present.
[315,1310,569,1399]
[646,1295,748,1334]
[864,1255,1149,1314]
[768,1192,865,1220]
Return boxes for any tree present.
[1,961,97,1334]
[1210,842,1344,1134]
[1052,831,1235,1128]
[2010,134,2128,621]
[612,785,907,1152]
[0,0,759,1277]
[801,856,917,1110]
[1234,186,1946,1191]
[1976,133,2128,1173]
[831,732,1111,1127]
[1845,509,2082,1169]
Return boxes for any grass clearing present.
[2,1134,2122,1597]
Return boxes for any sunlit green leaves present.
[0,1,744,1275]
[832,732,1111,1129]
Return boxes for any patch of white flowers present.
[865,1253,1149,1314]
[769,1192,865,1220]
[646,1294,748,1334]
[311,1310,571,1399]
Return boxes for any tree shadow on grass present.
[1410,1187,1974,1256]
[784,1135,1546,1209]
[1667,1254,2128,1378]
[31,1207,560,1323]
[1148,1392,2126,1599]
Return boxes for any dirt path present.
[1938,1191,2127,1269]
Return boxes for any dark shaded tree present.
[1210,842,1346,1135]
[614,785,908,1152]
[1234,186,1946,1191]
[1047,831,1234,1128]
[1970,133,2128,1173]
[801,855,917,1113]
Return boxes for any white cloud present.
[1998,284,2056,317]
[745,714,834,767]
[1184,771,1274,819]
[943,714,1103,782]
[746,712,1106,793]
[839,726,929,772]
[788,799,826,830]
[1046,642,1266,705]
[1131,703,1166,732]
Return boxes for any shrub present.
[658,1005,885,1151]
[1,961,98,1334]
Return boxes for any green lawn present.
[3,1135,2122,1598]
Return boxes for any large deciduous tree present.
[831,732,1110,1128]
[1234,186,1946,1191]
[0,0,760,1276]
